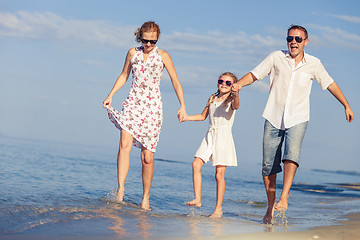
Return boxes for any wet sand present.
[218,212,360,240]
[1,212,359,240]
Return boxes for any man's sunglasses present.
[286,36,306,43]
[217,79,233,86]
[141,38,157,44]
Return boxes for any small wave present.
[332,183,360,192]
[154,158,186,164]
[291,183,360,198]
[312,169,360,176]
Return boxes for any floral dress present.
[107,46,164,152]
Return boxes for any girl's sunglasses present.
[217,79,233,86]
[286,36,306,43]
[141,38,158,44]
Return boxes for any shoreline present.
[218,212,360,240]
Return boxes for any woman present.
[103,21,187,210]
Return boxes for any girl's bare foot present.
[209,211,223,218]
[115,188,124,202]
[185,198,201,207]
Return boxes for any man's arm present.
[327,81,354,122]
[232,72,258,92]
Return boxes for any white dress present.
[195,98,237,166]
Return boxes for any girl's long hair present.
[209,72,238,106]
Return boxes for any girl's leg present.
[116,130,133,201]
[140,147,155,210]
[186,157,204,207]
[210,165,226,218]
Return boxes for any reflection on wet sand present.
[98,202,153,238]
[100,204,127,238]
[134,211,152,239]
[186,216,224,238]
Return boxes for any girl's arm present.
[231,88,240,110]
[102,48,135,108]
[180,97,211,122]
[159,49,187,122]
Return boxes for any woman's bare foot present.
[141,197,151,211]
[185,198,201,207]
[115,188,124,202]
[209,211,223,218]
[263,206,275,224]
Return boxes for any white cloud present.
[0,11,136,48]
[2,11,360,95]
[331,14,360,24]
[308,24,360,51]
[0,11,284,56]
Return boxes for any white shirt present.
[251,50,334,130]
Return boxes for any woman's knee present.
[119,131,133,152]
[142,150,154,165]
[119,139,132,153]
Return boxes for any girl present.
[181,72,240,218]
[103,21,187,210]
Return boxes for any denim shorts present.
[262,120,308,176]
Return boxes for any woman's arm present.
[159,49,187,121]
[102,48,134,108]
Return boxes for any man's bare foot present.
[209,211,223,218]
[115,188,124,202]
[185,198,201,207]
[263,206,275,224]
[275,196,288,212]
[141,197,151,211]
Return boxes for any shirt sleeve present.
[250,51,276,81]
[314,60,334,90]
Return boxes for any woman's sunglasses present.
[141,38,158,44]
[286,36,306,43]
[217,79,233,86]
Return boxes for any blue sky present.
[1,0,359,171]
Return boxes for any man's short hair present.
[288,25,308,39]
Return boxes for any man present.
[233,25,354,224]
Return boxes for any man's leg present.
[263,174,277,224]
[262,120,284,224]
[276,121,308,212]
[275,160,297,211]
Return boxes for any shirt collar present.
[283,50,308,63]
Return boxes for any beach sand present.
[1,212,359,240]
[218,212,360,240]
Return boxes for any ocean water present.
[1,135,359,239]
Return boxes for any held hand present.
[345,107,354,123]
[232,83,242,92]
[179,114,189,123]
[231,87,239,96]
[103,97,112,109]
[177,107,187,123]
